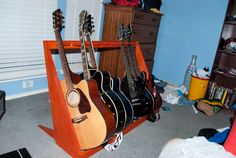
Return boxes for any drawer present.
[145,60,154,73]
[140,44,156,61]
[133,9,161,26]
[132,24,158,44]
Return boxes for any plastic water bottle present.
[183,55,197,91]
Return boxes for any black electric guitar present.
[53,9,116,149]
[125,24,159,121]
[126,24,162,115]
[83,14,134,128]
[118,23,153,117]
[79,10,127,133]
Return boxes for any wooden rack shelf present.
[39,40,154,158]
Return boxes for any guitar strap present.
[104,132,123,151]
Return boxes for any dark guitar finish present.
[79,10,127,133]
[121,75,153,117]
[84,19,134,127]
[91,71,127,132]
[126,25,161,122]
[118,23,153,117]
[144,74,162,111]
[111,77,134,127]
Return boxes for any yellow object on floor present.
[188,75,209,100]
[197,98,224,107]
[195,101,222,116]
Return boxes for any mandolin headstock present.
[79,10,94,35]
[125,24,133,42]
[52,9,64,32]
[117,23,126,42]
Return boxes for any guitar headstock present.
[79,10,94,35]
[126,24,133,42]
[117,23,126,41]
[52,9,64,32]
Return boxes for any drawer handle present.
[152,18,156,22]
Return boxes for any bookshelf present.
[208,0,236,108]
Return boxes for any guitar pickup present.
[131,98,140,102]
[132,102,142,106]
[72,115,87,124]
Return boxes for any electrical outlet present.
[22,80,34,88]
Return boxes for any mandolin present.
[79,10,127,133]
[83,13,134,128]
[118,23,153,117]
[53,9,115,150]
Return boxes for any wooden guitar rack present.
[39,40,151,158]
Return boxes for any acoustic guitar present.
[83,13,134,128]
[79,10,127,133]
[118,23,153,117]
[53,9,115,150]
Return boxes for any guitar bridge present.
[72,115,87,124]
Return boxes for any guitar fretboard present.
[86,33,97,69]
[55,30,74,90]
[120,43,136,98]
[79,29,90,80]
[127,45,139,80]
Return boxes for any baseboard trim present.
[6,89,48,100]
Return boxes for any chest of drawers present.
[99,4,162,77]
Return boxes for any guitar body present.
[60,79,116,150]
[121,75,154,117]
[111,77,134,127]
[53,9,116,150]
[145,74,162,111]
[81,70,127,133]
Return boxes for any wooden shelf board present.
[225,20,236,25]
[213,68,236,80]
[218,49,236,56]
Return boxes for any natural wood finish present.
[39,40,151,158]
[140,44,156,60]
[53,11,116,149]
[133,10,161,26]
[60,79,116,149]
[132,24,158,43]
[99,4,162,77]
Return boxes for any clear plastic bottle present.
[183,55,197,91]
